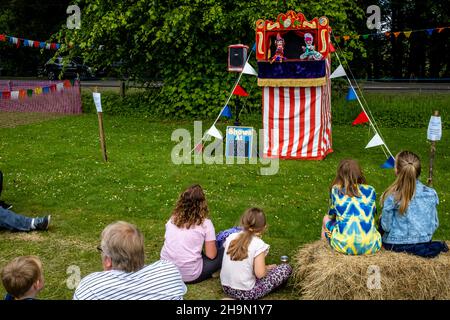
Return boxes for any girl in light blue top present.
[380,151,448,258]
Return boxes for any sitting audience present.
[220,207,292,300]
[74,221,186,300]
[1,256,45,300]
[161,184,223,283]
[321,159,382,255]
[380,151,449,258]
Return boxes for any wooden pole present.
[95,87,108,162]
[427,110,439,186]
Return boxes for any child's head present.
[381,151,421,214]
[332,159,366,197]
[1,256,44,300]
[172,184,209,229]
[227,208,267,261]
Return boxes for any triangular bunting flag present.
[365,133,384,149]
[11,91,19,100]
[2,91,11,99]
[352,111,369,125]
[393,32,401,38]
[404,31,412,38]
[243,62,257,76]
[233,84,248,97]
[329,41,336,53]
[26,89,33,97]
[343,36,350,41]
[381,156,395,169]
[220,105,232,118]
[251,43,256,52]
[330,64,346,79]
[0,34,6,42]
[34,87,42,95]
[206,125,223,140]
[362,34,369,39]
[194,143,203,154]
[426,29,434,36]
[43,87,50,94]
[437,28,444,33]
[346,87,357,101]
[56,83,64,92]
[385,32,391,38]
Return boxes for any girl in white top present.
[220,208,292,300]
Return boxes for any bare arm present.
[204,240,217,260]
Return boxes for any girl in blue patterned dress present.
[321,159,382,255]
[380,151,448,258]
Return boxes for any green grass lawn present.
[0,112,449,300]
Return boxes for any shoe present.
[34,215,51,231]
[0,200,12,210]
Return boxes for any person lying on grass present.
[1,256,45,300]
[0,169,50,232]
[321,159,382,255]
[380,150,449,258]
[160,184,223,284]
[220,207,292,300]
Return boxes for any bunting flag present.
[330,64,346,79]
[233,84,248,97]
[220,105,232,118]
[333,26,449,43]
[346,87,357,101]
[252,43,256,52]
[352,111,369,125]
[0,34,61,50]
[0,81,72,101]
[206,125,223,140]
[381,156,395,169]
[243,62,258,76]
[365,133,384,149]
[194,143,203,154]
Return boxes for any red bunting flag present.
[232,84,248,97]
[0,34,6,42]
[352,111,369,125]
[437,28,444,33]
[2,91,11,100]
[393,32,401,38]
[329,41,336,53]
[194,143,203,154]
[63,80,71,88]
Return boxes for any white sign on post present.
[427,116,442,141]
[93,92,102,113]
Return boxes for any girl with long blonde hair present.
[380,151,448,257]
[220,208,292,300]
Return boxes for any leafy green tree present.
[55,0,365,117]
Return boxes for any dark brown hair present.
[172,184,209,229]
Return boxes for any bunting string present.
[333,26,450,42]
[0,34,61,50]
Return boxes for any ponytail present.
[226,208,266,261]
[381,151,421,214]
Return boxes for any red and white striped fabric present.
[262,60,332,160]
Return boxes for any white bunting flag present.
[93,92,103,112]
[56,83,64,92]
[11,91,20,100]
[365,133,385,149]
[330,64,347,79]
[206,125,223,140]
[242,62,258,76]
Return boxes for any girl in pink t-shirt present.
[160,184,223,283]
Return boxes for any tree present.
[55,0,365,116]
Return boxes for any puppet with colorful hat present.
[270,33,287,64]
[300,33,323,60]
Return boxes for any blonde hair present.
[331,159,366,197]
[381,151,421,214]
[1,256,43,299]
[101,221,145,272]
[227,208,266,261]
[172,184,209,229]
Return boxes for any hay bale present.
[293,240,450,300]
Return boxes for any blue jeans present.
[383,241,449,258]
[0,207,33,231]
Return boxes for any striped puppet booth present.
[255,11,333,160]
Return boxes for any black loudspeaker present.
[228,44,248,72]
